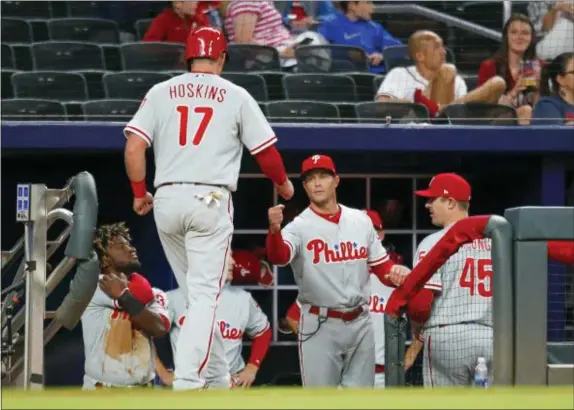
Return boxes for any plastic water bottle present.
[473,357,488,388]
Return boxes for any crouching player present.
[81,223,170,388]
[155,255,272,388]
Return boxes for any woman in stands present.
[478,13,545,125]
[532,52,574,125]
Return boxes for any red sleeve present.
[286,301,300,321]
[406,288,434,324]
[254,145,288,186]
[477,59,496,87]
[143,13,168,41]
[265,229,291,265]
[548,240,574,264]
[369,260,398,288]
[128,273,154,304]
[247,327,272,368]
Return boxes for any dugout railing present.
[385,207,574,387]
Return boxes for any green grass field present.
[3,386,573,409]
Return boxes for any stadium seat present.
[438,103,518,125]
[221,73,268,102]
[66,1,108,18]
[135,19,153,40]
[2,1,52,19]
[1,18,33,43]
[81,99,141,122]
[295,45,369,73]
[462,74,479,91]
[47,18,120,43]
[258,102,268,117]
[283,74,357,102]
[12,71,89,102]
[30,20,49,42]
[225,45,281,72]
[1,98,66,121]
[11,44,32,70]
[2,44,15,69]
[102,71,171,100]
[31,41,106,70]
[2,69,17,99]
[257,72,285,100]
[74,70,109,99]
[355,102,430,124]
[266,101,340,123]
[383,44,455,72]
[346,73,380,101]
[373,75,385,96]
[119,42,185,71]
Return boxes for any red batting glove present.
[128,273,154,305]
[414,89,440,118]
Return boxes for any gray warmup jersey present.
[167,285,269,374]
[81,281,169,386]
[414,226,493,329]
[281,205,390,309]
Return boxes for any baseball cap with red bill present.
[415,173,471,201]
[363,209,383,230]
[301,154,337,177]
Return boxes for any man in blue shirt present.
[317,0,402,73]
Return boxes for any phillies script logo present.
[307,239,368,264]
[368,295,385,314]
[219,321,244,340]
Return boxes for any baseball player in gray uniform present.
[266,155,410,387]
[123,27,293,390]
[81,223,170,388]
[391,173,493,387]
[155,255,272,388]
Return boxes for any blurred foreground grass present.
[3,386,573,409]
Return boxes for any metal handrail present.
[374,3,503,42]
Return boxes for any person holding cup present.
[478,13,546,125]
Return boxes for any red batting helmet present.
[185,26,228,61]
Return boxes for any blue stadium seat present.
[81,99,141,122]
[119,42,185,71]
[31,41,105,70]
[283,74,357,102]
[267,100,340,123]
[47,18,120,43]
[1,18,33,43]
[102,71,171,100]
[12,71,89,102]
[355,102,430,124]
[1,98,66,121]
[222,73,268,102]
[295,45,369,73]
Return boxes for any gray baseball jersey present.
[280,205,390,308]
[415,225,493,387]
[368,274,395,367]
[414,227,493,328]
[166,285,269,375]
[81,281,168,387]
[123,73,277,191]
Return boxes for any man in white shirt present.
[376,30,506,117]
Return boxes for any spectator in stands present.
[275,1,337,34]
[317,0,401,73]
[376,30,505,118]
[144,1,220,43]
[528,1,574,61]
[478,14,544,125]
[533,52,574,125]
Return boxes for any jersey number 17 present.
[459,257,492,297]
[176,106,214,147]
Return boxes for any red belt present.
[308,305,363,322]
[375,364,385,373]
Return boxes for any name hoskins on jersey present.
[414,226,493,329]
[123,73,277,192]
[281,205,390,309]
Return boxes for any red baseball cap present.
[415,173,471,201]
[364,209,383,230]
[301,154,336,177]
